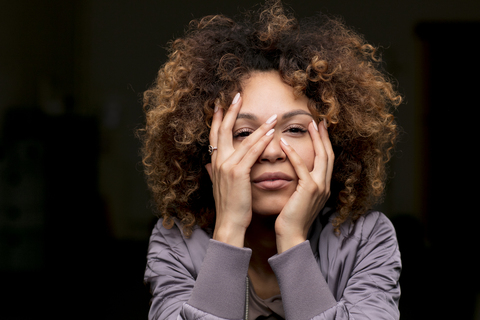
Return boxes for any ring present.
[208,145,217,155]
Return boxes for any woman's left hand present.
[274,120,335,253]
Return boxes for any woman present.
[141,1,402,319]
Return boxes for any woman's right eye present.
[233,128,254,139]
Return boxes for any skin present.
[206,70,334,299]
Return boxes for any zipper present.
[245,276,249,320]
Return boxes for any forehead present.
[239,71,310,116]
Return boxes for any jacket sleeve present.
[268,213,401,320]
[144,221,252,320]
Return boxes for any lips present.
[252,172,293,190]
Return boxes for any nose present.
[259,135,286,163]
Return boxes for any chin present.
[251,193,290,216]
[252,206,283,216]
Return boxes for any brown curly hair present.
[140,0,401,237]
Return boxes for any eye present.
[233,128,254,139]
[283,124,307,135]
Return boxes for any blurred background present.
[1,0,479,319]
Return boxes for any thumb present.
[205,163,213,181]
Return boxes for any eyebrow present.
[236,109,313,120]
[281,110,313,120]
[237,113,258,120]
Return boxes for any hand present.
[274,120,334,253]
[206,93,278,247]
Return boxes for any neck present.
[245,214,278,274]
[245,213,281,299]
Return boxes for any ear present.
[205,163,213,182]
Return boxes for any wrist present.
[213,222,247,248]
[276,233,306,254]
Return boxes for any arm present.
[271,120,400,319]
[144,221,196,320]
[146,93,276,320]
[145,221,252,320]
[268,212,401,320]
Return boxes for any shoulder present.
[318,211,401,301]
[320,210,397,245]
[337,211,400,273]
[343,211,397,242]
[149,218,211,246]
[146,218,211,279]
[318,210,400,274]
[147,218,188,261]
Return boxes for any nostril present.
[259,141,287,162]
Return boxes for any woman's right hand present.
[206,93,277,248]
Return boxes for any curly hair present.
[140,0,401,237]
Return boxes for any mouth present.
[252,172,293,190]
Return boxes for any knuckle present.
[292,157,303,167]
[248,145,260,155]
[316,184,325,194]
[241,135,255,148]
[304,181,319,194]
[231,169,242,179]
[217,162,229,174]
[218,124,229,135]
[315,180,329,194]
[209,132,216,141]
[312,184,322,194]
[328,150,335,161]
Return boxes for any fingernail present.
[312,119,318,131]
[280,137,288,145]
[323,120,328,130]
[266,114,277,124]
[266,129,275,136]
[232,93,240,105]
[214,104,219,113]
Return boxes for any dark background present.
[1,0,479,319]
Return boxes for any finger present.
[318,120,335,188]
[216,93,242,163]
[209,103,224,164]
[308,120,329,183]
[226,114,277,165]
[233,128,276,172]
[205,163,213,181]
[279,137,312,183]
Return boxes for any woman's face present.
[233,71,315,215]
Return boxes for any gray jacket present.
[144,208,401,320]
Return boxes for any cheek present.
[294,140,315,171]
